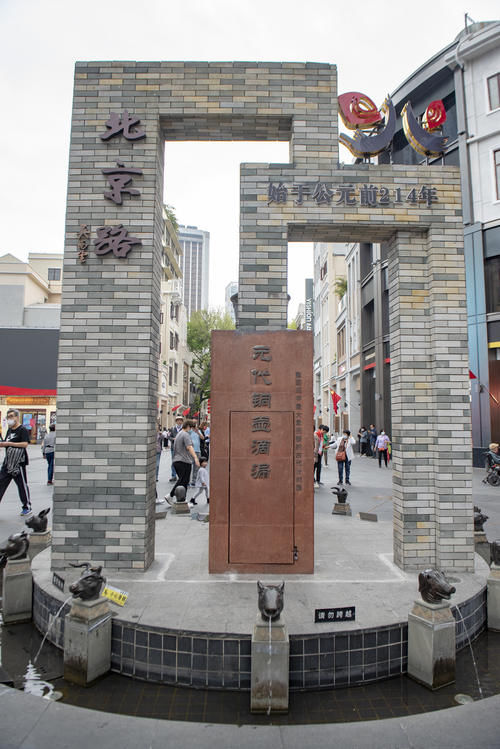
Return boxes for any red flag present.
[469,370,477,379]
[182,407,191,417]
[331,390,341,414]
[193,411,200,417]
[171,404,181,412]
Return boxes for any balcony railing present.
[166,279,183,301]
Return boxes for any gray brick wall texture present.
[54,61,473,573]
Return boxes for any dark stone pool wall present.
[33,582,486,690]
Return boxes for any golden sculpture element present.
[402,102,448,158]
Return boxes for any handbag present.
[336,438,346,462]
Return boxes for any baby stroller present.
[484,443,500,486]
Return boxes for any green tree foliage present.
[334,277,347,299]
[164,204,179,234]
[187,308,235,413]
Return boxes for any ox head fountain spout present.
[257,581,285,622]
[491,540,500,567]
[331,486,348,504]
[174,486,186,503]
[69,563,105,601]
[0,531,30,567]
[418,568,456,604]
[473,506,489,533]
[25,508,51,533]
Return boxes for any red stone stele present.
[209,330,314,573]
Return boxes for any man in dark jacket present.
[0,408,32,516]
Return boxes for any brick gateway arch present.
[53,61,473,575]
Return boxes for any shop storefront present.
[0,393,57,443]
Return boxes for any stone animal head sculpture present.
[257,581,285,621]
[418,568,456,604]
[491,540,500,567]
[331,486,348,504]
[25,508,51,533]
[69,563,105,601]
[473,506,488,533]
[0,531,30,567]
[174,486,186,502]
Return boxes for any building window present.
[174,363,178,384]
[183,362,189,404]
[48,267,61,281]
[495,150,500,200]
[487,74,500,111]
[320,261,327,280]
[169,366,173,386]
[485,255,500,314]
[337,326,346,361]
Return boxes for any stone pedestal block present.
[28,531,52,560]
[408,599,456,690]
[64,597,112,686]
[2,558,32,624]
[251,615,289,713]
[487,564,500,631]
[474,531,491,566]
[332,502,352,517]
[171,501,190,515]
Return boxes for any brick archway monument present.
[53,61,473,575]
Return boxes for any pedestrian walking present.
[375,430,391,467]
[166,419,200,500]
[156,426,163,481]
[190,458,209,505]
[322,426,330,465]
[198,422,208,459]
[313,425,325,488]
[331,429,356,485]
[189,424,202,485]
[42,424,56,485]
[0,408,32,516]
[358,426,369,456]
[162,427,169,450]
[203,423,211,459]
[369,424,377,457]
[168,415,184,481]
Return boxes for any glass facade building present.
[177,225,210,319]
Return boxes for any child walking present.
[190,458,209,505]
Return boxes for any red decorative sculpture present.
[338,92,383,129]
[422,100,447,131]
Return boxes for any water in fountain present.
[23,659,62,701]
[454,607,484,699]
[33,595,72,665]
[267,615,272,716]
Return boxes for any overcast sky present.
[1,0,498,318]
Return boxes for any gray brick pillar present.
[389,228,474,572]
[52,63,164,571]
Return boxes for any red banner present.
[330,390,341,414]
